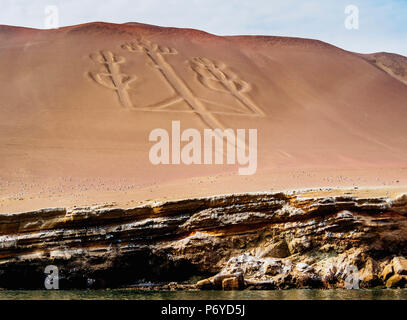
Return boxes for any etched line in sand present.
[122,39,226,131]
[190,57,265,117]
[143,96,184,110]
[199,98,261,116]
[89,51,137,109]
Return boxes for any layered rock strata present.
[0,190,406,289]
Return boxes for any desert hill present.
[0,22,406,212]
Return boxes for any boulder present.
[222,276,244,290]
[361,274,380,287]
[358,258,380,287]
[392,257,407,275]
[212,274,238,288]
[380,264,394,282]
[259,240,290,258]
[386,274,407,288]
[392,194,407,215]
[197,273,245,290]
[196,278,212,290]
[264,261,281,276]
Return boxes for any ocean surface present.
[0,289,406,300]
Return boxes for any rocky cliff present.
[0,189,407,289]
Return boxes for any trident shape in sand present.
[121,39,227,132]
[89,40,261,152]
[189,57,265,117]
[89,51,137,109]
[121,39,257,154]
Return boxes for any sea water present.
[0,289,406,300]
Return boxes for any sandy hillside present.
[0,22,406,213]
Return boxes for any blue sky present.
[1,0,406,56]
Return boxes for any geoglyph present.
[90,39,264,131]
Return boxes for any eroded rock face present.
[0,190,406,289]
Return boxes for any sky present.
[0,0,406,56]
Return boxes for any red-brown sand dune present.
[0,22,406,212]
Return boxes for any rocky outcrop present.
[360,52,407,86]
[0,190,406,289]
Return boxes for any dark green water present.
[0,289,406,300]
